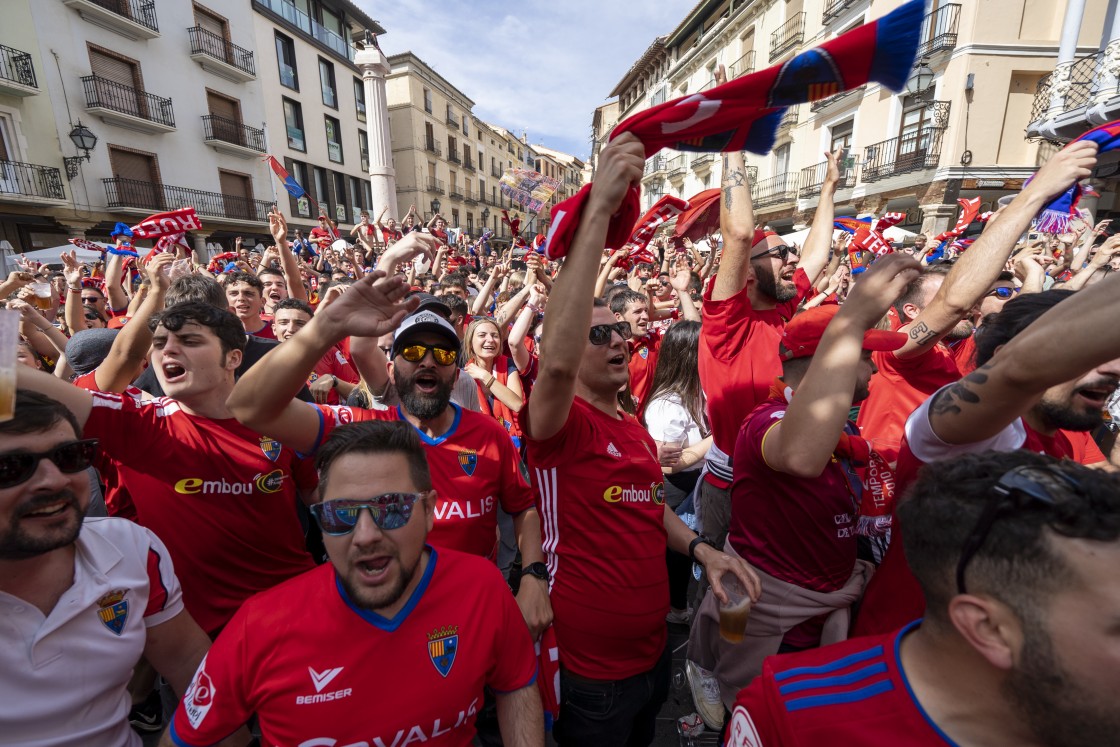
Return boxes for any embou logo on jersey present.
[259,436,282,462]
[183,659,214,729]
[603,482,665,505]
[428,625,459,677]
[95,588,129,635]
[457,449,477,477]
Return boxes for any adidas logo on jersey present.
[606,442,622,458]
[296,666,352,704]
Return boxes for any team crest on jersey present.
[259,436,282,462]
[638,346,649,360]
[427,625,459,677]
[458,449,478,476]
[96,589,129,635]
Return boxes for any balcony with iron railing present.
[81,75,175,133]
[861,127,946,182]
[770,12,805,61]
[917,3,961,58]
[427,178,445,195]
[103,177,270,223]
[188,26,256,82]
[0,160,66,203]
[463,159,475,172]
[491,166,501,178]
[1029,52,1102,130]
[667,155,688,178]
[823,0,861,24]
[253,0,355,62]
[691,153,716,169]
[753,172,798,208]
[798,159,857,198]
[63,0,159,39]
[465,191,478,205]
[643,156,669,178]
[729,50,755,78]
[449,188,464,200]
[425,138,442,156]
[448,151,461,164]
[446,112,460,130]
[202,115,265,158]
[0,44,37,96]
[810,85,864,113]
[778,106,799,131]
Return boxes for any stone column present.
[1047,0,1089,117]
[919,203,957,238]
[355,35,398,221]
[192,233,214,261]
[1087,0,1120,123]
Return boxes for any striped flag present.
[265,155,307,198]
[874,212,906,232]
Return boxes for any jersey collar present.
[397,403,462,446]
[335,545,438,632]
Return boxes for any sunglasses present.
[80,296,102,304]
[955,465,1081,595]
[399,343,458,366]
[588,321,633,346]
[0,439,99,488]
[309,491,432,535]
[749,244,791,262]
[985,287,1016,299]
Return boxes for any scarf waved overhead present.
[615,195,690,268]
[543,0,924,260]
[1031,119,1120,233]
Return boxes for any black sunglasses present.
[589,321,632,346]
[955,465,1082,595]
[749,244,791,262]
[0,439,99,488]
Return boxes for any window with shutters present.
[283,98,305,151]
[218,169,254,221]
[193,4,230,63]
[206,90,242,145]
[275,33,298,90]
[108,145,161,210]
[319,58,337,109]
[88,46,144,119]
[325,116,342,163]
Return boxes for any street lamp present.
[63,121,98,180]
[430,198,441,215]
[904,60,935,96]
[481,207,490,223]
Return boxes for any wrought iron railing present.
[0,160,64,200]
[103,177,270,221]
[770,12,805,61]
[0,44,36,89]
[917,3,961,58]
[188,26,256,76]
[691,153,716,168]
[753,172,798,207]
[667,155,687,177]
[425,138,442,156]
[427,178,445,194]
[81,75,175,127]
[446,112,460,129]
[644,156,668,176]
[730,50,755,78]
[202,115,265,151]
[463,160,476,172]
[449,189,464,200]
[823,0,860,24]
[491,166,501,178]
[798,159,857,198]
[448,151,461,164]
[86,0,158,32]
[861,127,946,182]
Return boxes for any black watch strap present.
[688,535,716,564]
[522,562,550,582]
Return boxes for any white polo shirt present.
[0,517,183,747]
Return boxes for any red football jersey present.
[170,549,537,747]
[628,330,663,415]
[310,344,360,406]
[726,622,950,747]
[527,397,668,680]
[311,404,534,559]
[84,392,317,634]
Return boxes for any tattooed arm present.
[711,65,757,303]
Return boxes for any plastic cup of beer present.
[718,574,752,644]
[0,310,20,422]
[30,281,52,311]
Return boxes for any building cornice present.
[387,52,475,108]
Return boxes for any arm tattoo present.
[907,321,940,346]
[928,367,991,417]
[722,167,746,209]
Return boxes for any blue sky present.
[354,0,698,160]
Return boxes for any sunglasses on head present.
[749,244,791,262]
[399,343,458,366]
[986,287,1016,299]
[0,439,99,489]
[588,321,633,346]
[309,491,432,535]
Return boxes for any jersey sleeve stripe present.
[167,719,202,747]
[303,402,327,457]
[784,678,894,712]
[489,665,539,694]
[773,645,884,681]
[143,547,171,617]
[777,661,888,695]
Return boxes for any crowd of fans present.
[3,103,1120,747]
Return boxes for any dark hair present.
[258,267,285,281]
[274,298,314,316]
[643,321,707,435]
[442,273,468,291]
[601,284,630,306]
[149,302,247,357]
[609,289,648,315]
[899,450,1120,626]
[315,420,432,497]
[166,275,227,309]
[2,391,80,439]
[225,271,264,294]
[892,265,951,318]
[973,290,1074,368]
[440,294,468,319]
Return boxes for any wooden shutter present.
[89,50,136,86]
[108,147,160,209]
[89,49,141,117]
[194,8,226,37]
[206,92,239,121]
[219,170,253,221]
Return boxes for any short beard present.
[1033,398,1105,433]
[944,319,974,342]
[395,369,453,421]
[0,490,85,560]
[754,262,798,303]
[339,552,417,612]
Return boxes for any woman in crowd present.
[463,316,525,448]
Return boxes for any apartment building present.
[607,0,1108,236]
[531,144,586,234]
[588,100,620,178]
[252,0,384,233]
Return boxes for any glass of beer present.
[718,574,752,643]
[0,310,19,422]
[30,281,52,311]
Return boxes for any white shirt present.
[0,517,183,747]
[645,392,706,473]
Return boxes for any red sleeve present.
[1072,430,1107,465]
[170,612,253,746]
[487,565,539,693]
[700,284,756,361]
[83,391,160,458]
[726,676,787,747]
[497,429,534,515]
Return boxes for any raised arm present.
[797,150,841,284]
[59,252,88,337]
[526,133,644,441]
[16,365,94,426]
[895,140,1099,359]
[103,250,130,313]
[668,255,700,322]
[94,253,172,393]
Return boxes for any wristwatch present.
[330,375,338,390]
[522,562,550,583]
[688,534,717,564]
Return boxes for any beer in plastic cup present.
[718,574,752,643]
[30,281,52,311]
[0,310,20,422]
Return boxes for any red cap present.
[107,316,130,329]
[779,306,907,360]
[752,228,778,249]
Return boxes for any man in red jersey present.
[227,239,552,640]
[856,140,1101,462]
[223,271,275,339]
[16,303,317,636]
[271,298,359,405]
[687,254,919,728]
[855,278,1120,637]
[523,131,759,746]
[163,421,542,747]
[309,211,339,248]
[728,450,1120,747]
[696,111,836,554]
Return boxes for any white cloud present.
[353,0,696,159]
